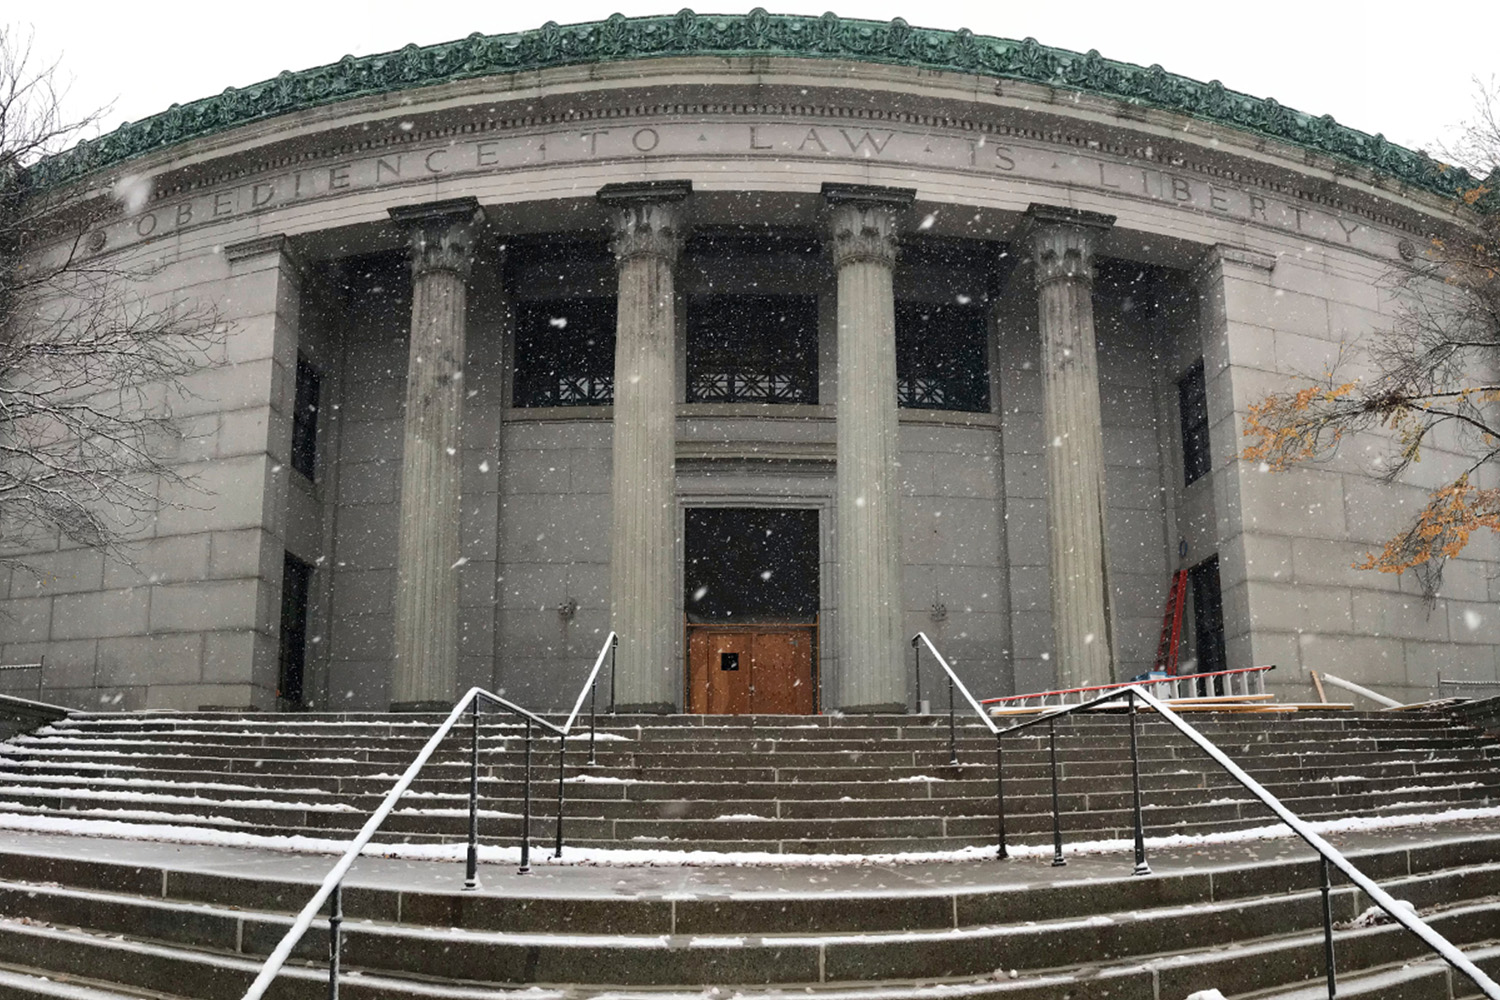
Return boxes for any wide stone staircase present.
[0,707,1497,998]
[0,710,1496,853]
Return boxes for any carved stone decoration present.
[30,12,1487,208]
[826,188,905,269]
[822,182,915,713]
[387,197,486,711]
[1019,203,1117,693]
[598,180,692,712]
[390,198,485,277]
[600,180,690,265]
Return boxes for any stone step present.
[3,853,1498,991]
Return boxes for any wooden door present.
[751,631,815,714]
[688,627,815,715]
[688,630,753,715]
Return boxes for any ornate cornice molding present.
[26,10,1495,212]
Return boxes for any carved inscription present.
[110,120,1383,254]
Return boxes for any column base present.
[833,701,908,715]
[613,701,677,714]
[389,700,453,713]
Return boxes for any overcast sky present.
[18,0,1500,162]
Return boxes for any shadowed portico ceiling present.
[30,8,1498,210]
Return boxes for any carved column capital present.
[823,183,915,269]
[599,180,692,266]
[1020,204,1115,287]
[389,197,485,279]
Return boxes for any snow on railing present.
[240,631,618,1000]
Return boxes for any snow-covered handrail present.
[241,686,488,1000]
[912,632,998,733]
[562,632,618,734]
[1000,683,1500,999]
[240,630,619,1000]
[1319,671,1402,708]
[912,633,999,769]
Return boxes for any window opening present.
[278,552,314,707]
[684,508,819,623]
[1179,359,1211,485]
[686,295,818,405]
[513,298,616,406]
[895,302,990,412]
[290,354,321,480]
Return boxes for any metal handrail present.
[0,660,44,702]
[991,678,1500,998]
[241,631,619,1000]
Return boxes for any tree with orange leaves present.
[1243,84,1500,592]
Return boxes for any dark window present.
[687,295,819,405]
[290,354,321,480]
[278,552,314,707]
[1189,554,1227,693]
[513,298,616,406]
[895,302,990,412]
[1178,359,1211,486]
[684,508,819,623]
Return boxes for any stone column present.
[600,181,691,713]
[1022,204,1117,692]
[824,183,914,713]
[387,198,485,712]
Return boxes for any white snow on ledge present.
[0,804,1499,868]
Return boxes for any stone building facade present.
[4,12,1494,712]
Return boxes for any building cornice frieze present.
[26,10,1495,215]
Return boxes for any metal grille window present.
[686,295,818,405]
[513,298,616,407]
[290,354,321,480]
[895,302,990,412]
[1178,359,1210,485]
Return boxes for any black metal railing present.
[241,631,619,1000]
[912,631,1500,999]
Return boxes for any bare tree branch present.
[1244,82,1500,592]
[0,25,223,572]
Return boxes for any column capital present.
[822,184,915,269]
[599,180,692,265]
[388,197,485,279]
[1019,204,1115,287]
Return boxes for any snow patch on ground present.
[3,802,1500,867]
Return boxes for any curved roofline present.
[27,8,1494,209]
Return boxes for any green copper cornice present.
[28,9,1494,210]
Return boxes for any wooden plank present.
[1311,671,1328,704]
[1164,694,1275,704]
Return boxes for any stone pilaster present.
[387,198,485,712]
[1193,243,1280,676]
[600,181,691,713]
[1021,204,1117,692]
[824,183,914,713]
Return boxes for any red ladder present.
[1153,569,1189,675]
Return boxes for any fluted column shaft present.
[1025,205,1116,691]
[601,182,690,712]
[826,185,913,713]
[388,199,484,711]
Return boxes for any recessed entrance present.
[684,508,819,714]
